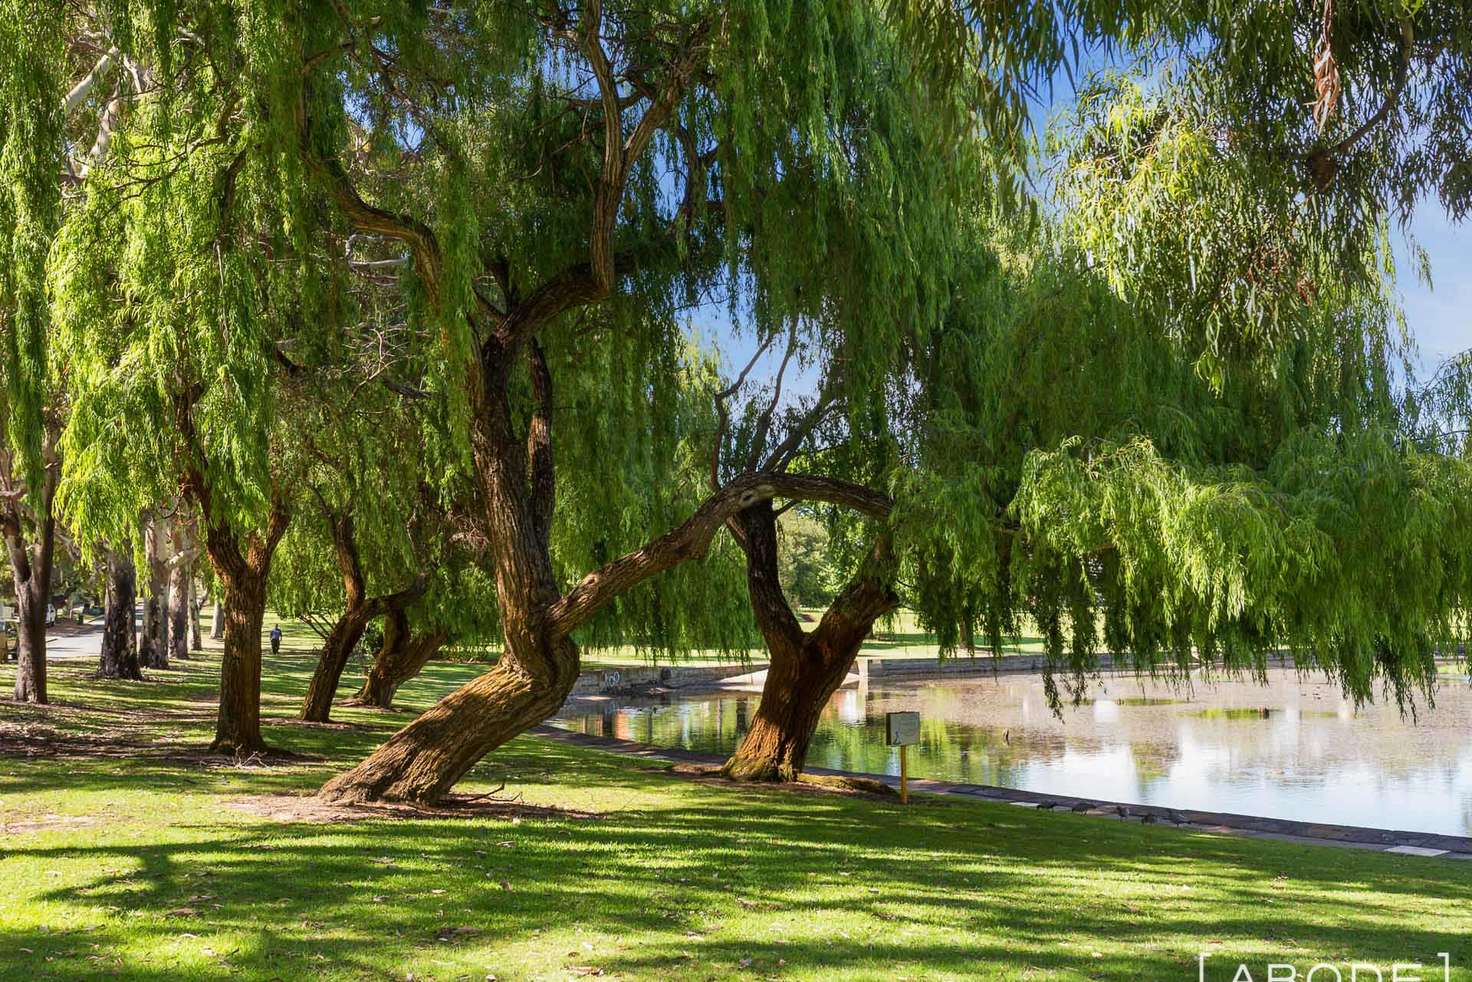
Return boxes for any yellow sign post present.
[885,711,920,804]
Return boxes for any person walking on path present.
[270,624,282,656]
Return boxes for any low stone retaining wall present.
[570,663,754,696]
[856,652,1127,681]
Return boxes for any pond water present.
[552,668,1472,836]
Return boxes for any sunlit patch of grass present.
[1,650,1470,980]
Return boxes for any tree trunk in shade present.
[721,502,898,782]
[98,550,143,680]
[352,607,451,709]
[140,513,170,670]
[3,461,57,703]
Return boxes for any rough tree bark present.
[184,470,290,755]
[301,513,425,723]
[140,512,170,669]
[214,568,270,752]
[351,607,451,709]
[720,503,898,782]
[98,549,143,680]
[311,20,854,802]
[167,520,193,663]
[2,459,57,704]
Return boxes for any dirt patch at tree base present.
[1,812,102,834]
[0,718,318,768]
[228,792,602,824]
[668,762,899,798]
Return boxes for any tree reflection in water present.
[554,669,1472,836]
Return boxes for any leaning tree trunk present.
[318,347,578,804]
[301,605,376,722]
[721,503,898,782]
[98,550,143,680]
[353,609,450,709]
[140,514,170,669]
[167,522,192,663]
[4,465,57,704]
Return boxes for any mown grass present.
[2,645,1471,981]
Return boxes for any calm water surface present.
[552,668,1472,836]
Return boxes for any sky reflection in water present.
[553,668,1472,836]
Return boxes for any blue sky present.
[1402,206,1469,373]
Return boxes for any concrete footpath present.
[531,725,1472,861]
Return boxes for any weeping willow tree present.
[0,5,68,703]
[49,4,344,752]
[40,0,1472,800]
[268,0,1001,804]
[888,71,1472,715]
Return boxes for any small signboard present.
[885,711,920,747]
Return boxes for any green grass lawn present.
[2,649,1470,981]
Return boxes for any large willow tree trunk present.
[11,573,49,703]
[167,522,192,663]
[98,550,143,680]
[140,514,170,670]
[4,465,56,704]
[319,348,580,803]
[722,504,898,782]
[352,609,450,709]
[184,479,289,756]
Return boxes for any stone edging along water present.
[530,726,1472,861]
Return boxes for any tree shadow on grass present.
[4,739,1472,980]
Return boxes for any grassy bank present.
[2,651,1470,981]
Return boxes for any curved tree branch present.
[548,472,891,635]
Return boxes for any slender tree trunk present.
[210,596,223,640]
[140,513,169,669]
[190,585,203,651]
[721,504,898,782]
[167,522,192,663]
[213,569,271,753]
[4,464,57,704]
[353,610,450,709]
[98,550,143,680]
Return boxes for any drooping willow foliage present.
[20,0,1472,748]
[885,71,1472,711]
[0,2,64,494]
